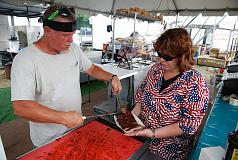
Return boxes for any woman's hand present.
[124,128,154,138]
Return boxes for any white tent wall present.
[9,14,238,51]
[212,29,231,51]
[113,19,162,39]
[12,17,42,27]
[4,0,238,51]
[191,28,205,45]
[91,14,164,49]
[91,14,112,49]
[163,14,238,50]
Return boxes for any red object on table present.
[18,121,143,160]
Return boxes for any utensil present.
[115,94,127,113]
[115,93,122,108]
[82,112,118,120]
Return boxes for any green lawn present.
[81,80,108,96]
[0,80,107,124]
[0,87,16,124]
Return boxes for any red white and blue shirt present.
[135,63,209,159]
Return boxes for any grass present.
[0,80,108,124]
[81,80,108,96]
[0,87,16,124]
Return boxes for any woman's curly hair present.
[154,28,195,72]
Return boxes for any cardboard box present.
[209,48,220,58]
[197,56,229,68]
[209,52,218,58]
[217,52,228,60]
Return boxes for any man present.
[11,4,122,147]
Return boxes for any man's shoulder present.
[18,45,37,56]
[69,43,83,53]
[13,45,38,63]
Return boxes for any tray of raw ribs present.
[17,118,148,160]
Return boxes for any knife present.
[82,112,118,119]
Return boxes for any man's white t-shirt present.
[11,43,92,147]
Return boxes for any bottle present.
[224,129,238,160]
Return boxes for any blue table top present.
[191,95,238,160]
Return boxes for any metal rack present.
[110,11,161,61]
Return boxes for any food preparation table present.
[17,118,164,160]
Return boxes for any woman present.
[125,28,209,159]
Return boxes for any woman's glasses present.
[157,51,176,61]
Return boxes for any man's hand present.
[61,111,84,128]
[85,65,122,94]
[111,75,122,94]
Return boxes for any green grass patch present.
[0,87,16,124]
[0,80,108,124]
[81,80,108,96]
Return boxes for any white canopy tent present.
[1,0,238,51]
[48,0,238,51]
[0,0,237,17]
[54,0,238,16]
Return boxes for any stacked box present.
[209,48,220,58]
[217,52,228,60]
[197,56,228,68]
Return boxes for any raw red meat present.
[18,121,143,160]
[116,109,138,130]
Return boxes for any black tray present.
[17,117,149,160]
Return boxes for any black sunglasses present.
[157,51,176,61]
[48,6,75,20]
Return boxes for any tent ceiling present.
[54,0,238,16]
[0,0,237,17]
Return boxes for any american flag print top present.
[135,63,209,160]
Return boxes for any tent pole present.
[227,18,238,51]
[181,16,190,27]
[111,14,116,60]
[195,13,227,45]
[209,16,219,51]
[111,0,116,14]
[192,16,210,40]
[10,16,16,38]
[175,13,179,27]
[172,0,179,27]
[132,12,137,48]
[80,27,83,47]
[227,30,233,51]
[110,0,117,61]
[184,15,198,28]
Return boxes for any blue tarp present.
[191,95,238,160]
